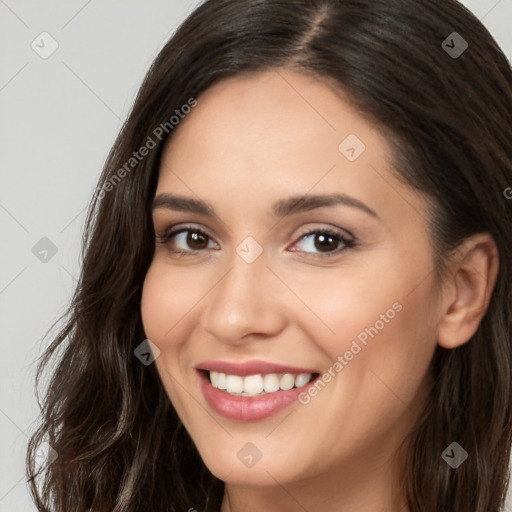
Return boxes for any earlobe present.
[437,233,499,349]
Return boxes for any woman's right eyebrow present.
[152,193,214,216]
[151,192,380,220]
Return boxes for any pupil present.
[188,231,207,249]
[315,234,337,252]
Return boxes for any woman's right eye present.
[156,226,219,256]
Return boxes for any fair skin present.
[141,68,498,511]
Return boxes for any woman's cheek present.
[141,261,200,341]
[287,268,402,356]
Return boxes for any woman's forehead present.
[156,68,430,233]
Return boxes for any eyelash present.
[155,225,356,258]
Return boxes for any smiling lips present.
[196,360,319,421]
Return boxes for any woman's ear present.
[437,233,499,349]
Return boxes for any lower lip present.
[198,371,317,421]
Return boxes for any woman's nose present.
[199,250,288,346]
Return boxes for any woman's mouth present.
[196,360,320,421]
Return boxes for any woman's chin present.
[201,452,308,487]
[211,466,296,487]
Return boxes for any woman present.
[27,0,512,510]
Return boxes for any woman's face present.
[141,69,441,489]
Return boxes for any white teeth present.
[295,373,312,388]
[225,375,243,394]
[243,374,263,394]
[217,372,227,390]
[280,373,295,390]
[263,374,280,392]
[208,371,314,396]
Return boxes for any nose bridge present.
[200,247,285,343]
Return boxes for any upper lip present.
[195,359,319,376]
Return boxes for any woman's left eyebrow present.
[152,192,380,220]
[272,193,379,219]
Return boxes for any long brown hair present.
[27,0,512,510]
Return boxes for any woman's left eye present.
[290,229,355,257]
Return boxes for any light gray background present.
[1,1,511,510]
